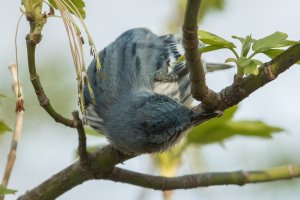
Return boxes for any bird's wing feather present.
[85,105,106,133]
[154,34,194,107]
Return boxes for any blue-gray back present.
[85,28,181,118]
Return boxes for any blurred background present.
[1,0,300,199]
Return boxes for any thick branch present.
[17,143,300,200]
[106,165,300,190]
[182,0,219,106]
[17,145,135,200]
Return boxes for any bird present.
[83,28,230,154]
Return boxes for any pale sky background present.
[1,0,300,200]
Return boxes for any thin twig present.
[26,35,76,127]
[14,15,23,98]
[72,110,89,165]
[0,64,25,200]
[24,4,75,127]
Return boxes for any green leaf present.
[243,60,258,75]
[237,57,251,67]
[198,30,236,49]
[188,124,234,144]
[252,32,288,52]
[217,105,238,121]
[198,0,225,22]
[187,106,238,143]
[262,48,284,58]
[0,93,7,99]
[0,93,14,103]
[252,59,264,66]
[187,106,282,145]
[48,0,86,18]
[0,185,17,195]
[236,57,260,75]
[152,143,185,176]
[232,35,253,57]
[241,35,253,57]
[225,120,283,138]
[225,57,237,63]
[232,35,245,43]
[276,40,300,48]
[0,120,12,135]
[263,49,300,65]
[199,45,227,53]
[176,55,185,63]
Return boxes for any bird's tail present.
[205,62,234,72]
[164,35,233,73]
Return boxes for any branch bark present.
[17,145,300,200]
[182,0,219,107]
[17,146,135,200]
[72,110,89,165]
[26,40,76,127]
[106,165,300,190]
[212,43,300,110]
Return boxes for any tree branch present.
[211,44,300,111]
[26,38,76,127]
[17,151,300,200]
[72,110,89,165]
[17,145,135,200]
[182,0,219,106]
[105,165,300,190]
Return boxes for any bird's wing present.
[154,34,233,108]
[153,34,194,107]
[85,105,106,133]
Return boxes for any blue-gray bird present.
[84,28,229,154]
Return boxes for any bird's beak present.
[191,110,222,125]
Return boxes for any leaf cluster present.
[198,31,300,75]
[48,0,86,19]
